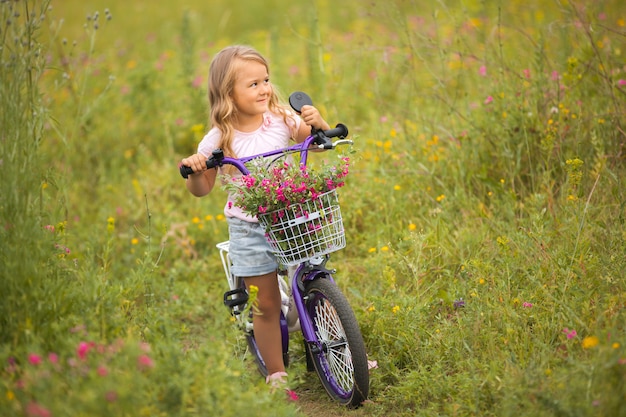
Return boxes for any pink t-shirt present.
[197,110,302,222]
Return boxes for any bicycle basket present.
[257,189,346,265]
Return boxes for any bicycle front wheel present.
[304,278,369,407]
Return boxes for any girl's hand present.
[181,153,217,197]
[300,105,330,131]
[181,153,208,175]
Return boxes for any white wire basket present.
[257,189,346,266]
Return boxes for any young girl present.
[180,45,330,390]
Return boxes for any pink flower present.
[618,79,626,86]
[563,328,577,339]
[28,354,42,366]
[77,341,94,360]
[97,365,108,376]
[258,206,268,214]
[48,353,58,364]
[26,402,51,417]
[551,71,560,81]
[484,96,493,105]
[522,302,533,308]
[137,354,154,370]
[105,390,118,403]
[523,69,531,79]
[192,75,204,89]
[479,65,487,76]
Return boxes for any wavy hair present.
[207,45,294,159]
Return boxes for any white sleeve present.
[197,128,221,157]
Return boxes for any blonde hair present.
[208,45,294,159]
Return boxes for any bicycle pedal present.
[223,288,249,310]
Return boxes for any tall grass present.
[1,0,625,416]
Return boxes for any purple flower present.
[453,298,465,309]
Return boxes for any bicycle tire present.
[304,278,369,407]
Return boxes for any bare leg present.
[244,271,285,376]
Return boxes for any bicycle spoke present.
[313,299,354,391]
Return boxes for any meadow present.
[1,0,625,416]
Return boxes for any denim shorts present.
[227,217,278,277]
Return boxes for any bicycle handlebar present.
[179,123,350,179]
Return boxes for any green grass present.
[1,0,625,416]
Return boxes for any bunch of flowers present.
[224,155,351,263]
[224,155,350,218]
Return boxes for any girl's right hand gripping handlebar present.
[179,149,224,179]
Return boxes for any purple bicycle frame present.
[213,134,319,175]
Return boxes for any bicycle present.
[179,92,369,407]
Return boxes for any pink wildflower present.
[48,353,58,364]
[25,402,51,417]
[479,65,487,76]
[522,302,533,308]
[523,69,531,79]
[192,75,204,89]
[105,390,118,402]
[563,328,577,339]
[259,206,268,214]
[28,354,42,366]
[77,341,94,360]
[137,354,154,370]
[97,365,108,376]
[618,79,626,86]
[484,96,493,105]
[551,71,559,81]
[243,175,256,188]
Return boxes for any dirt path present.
[292,379,376,417]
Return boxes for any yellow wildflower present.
[107,217,115,232]
[582,335,599,349]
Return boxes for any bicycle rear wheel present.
[303,278,369,407]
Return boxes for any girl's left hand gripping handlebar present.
[179,149,224,179]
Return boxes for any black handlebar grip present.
[324,123,349,139]
[179,163,195,179]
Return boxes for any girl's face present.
[231,59,271,121]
